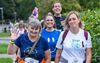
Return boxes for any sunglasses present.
[46,19,54,21]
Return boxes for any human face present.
[68,14,80,28]
[28,26,40,37]
[53,3,62,15]
[45,16,55,28]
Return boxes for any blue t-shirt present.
[41,28,61,60]
[15,33,49,63]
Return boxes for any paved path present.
[0,54,16,58]
[0,37,10,44]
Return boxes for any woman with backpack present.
[55,11,92,63]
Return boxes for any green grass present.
[0,44,8,54]
[0,58,13,63]
[0,32,10,37]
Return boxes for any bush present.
[81,9,100,63]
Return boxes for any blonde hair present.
[65,11,84,29]
[18,20,25,28]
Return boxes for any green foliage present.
[78,0,100,10]
[35,0,54,19]
[0,0,15,19]
[0,0,100,21]
[61,0,81,12]
[81,9,100,63]
[0,58,13,63]
[16,0,36,20]
[0,44,8,54]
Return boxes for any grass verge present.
[0,58,13,63]
[0,32,10,37]
[0,44,8,54]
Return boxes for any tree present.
[0,0,100,21]
[61,0,81,12]
[78,0,100,10]
[16,0,36,20]
[35,0,54,19]
[0,0,15,19]
[81,10,100,63]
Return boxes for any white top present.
[17,28,25,35]
[56,29,92,63]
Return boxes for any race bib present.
[25,57,39,63]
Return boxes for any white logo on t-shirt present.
[71,39,81,48]
[52,37,55,42]
[47,38,50,42]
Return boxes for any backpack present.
[61,30,88,45]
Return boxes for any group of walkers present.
[7,1,92,63]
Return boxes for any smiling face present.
[28,19,41,37]
[28,25,40,37]
[68,13,80,29]
[52,2,62,15]
[44,16,55,28]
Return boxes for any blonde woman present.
[55,11,92,63]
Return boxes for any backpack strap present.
[84,30,88,40]
[61,30,88,45]
[29,35,40,54]
[61,30,68,44]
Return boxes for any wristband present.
[9,40,14,45]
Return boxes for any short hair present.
[28,18,42,32]
[52,0,62,8]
